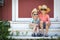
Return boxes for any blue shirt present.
[31,19,40,24]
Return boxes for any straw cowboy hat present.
[31,8,38,13]
[31,8,38,16]
[38,5,50,13]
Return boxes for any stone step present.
[9,28,60,36]
[8,36,58,39]
[9,21,60,36]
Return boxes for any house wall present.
[0,0,60,21]
[0,0,12,21]
[0,6,2,20]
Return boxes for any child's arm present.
[46,8,50,13]
[29,23,38,29]
[47,15,50,22]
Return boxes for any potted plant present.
[16,30,20,36]
[0,20,10,40]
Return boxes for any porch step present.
[8,36,58,39]
[10,21,60,29]
[9,22,60,36]
[9,28,60,37]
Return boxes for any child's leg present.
[40,21,44,34]
[30,24,37,33]
[36,27,40,33]
[32,25,37,37]
[45,22,51,34]
[33,26,37,33]
[33,24,40,33]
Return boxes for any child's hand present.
[46,8,50,13]
[38,5,42,10]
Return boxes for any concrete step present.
[9,22,60,37]
[8,36,58,39]
[9,28,60,36]
[10,21,60,29]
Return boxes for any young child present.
[29,8,40,36]
[38,5,51,37]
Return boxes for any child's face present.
[32,12,38,20]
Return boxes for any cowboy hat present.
[32,8,38,13]
[38,5,50,13]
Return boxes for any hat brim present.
[38,5,51,13]
[40,7,50,13]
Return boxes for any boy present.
[29,8,41,37]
